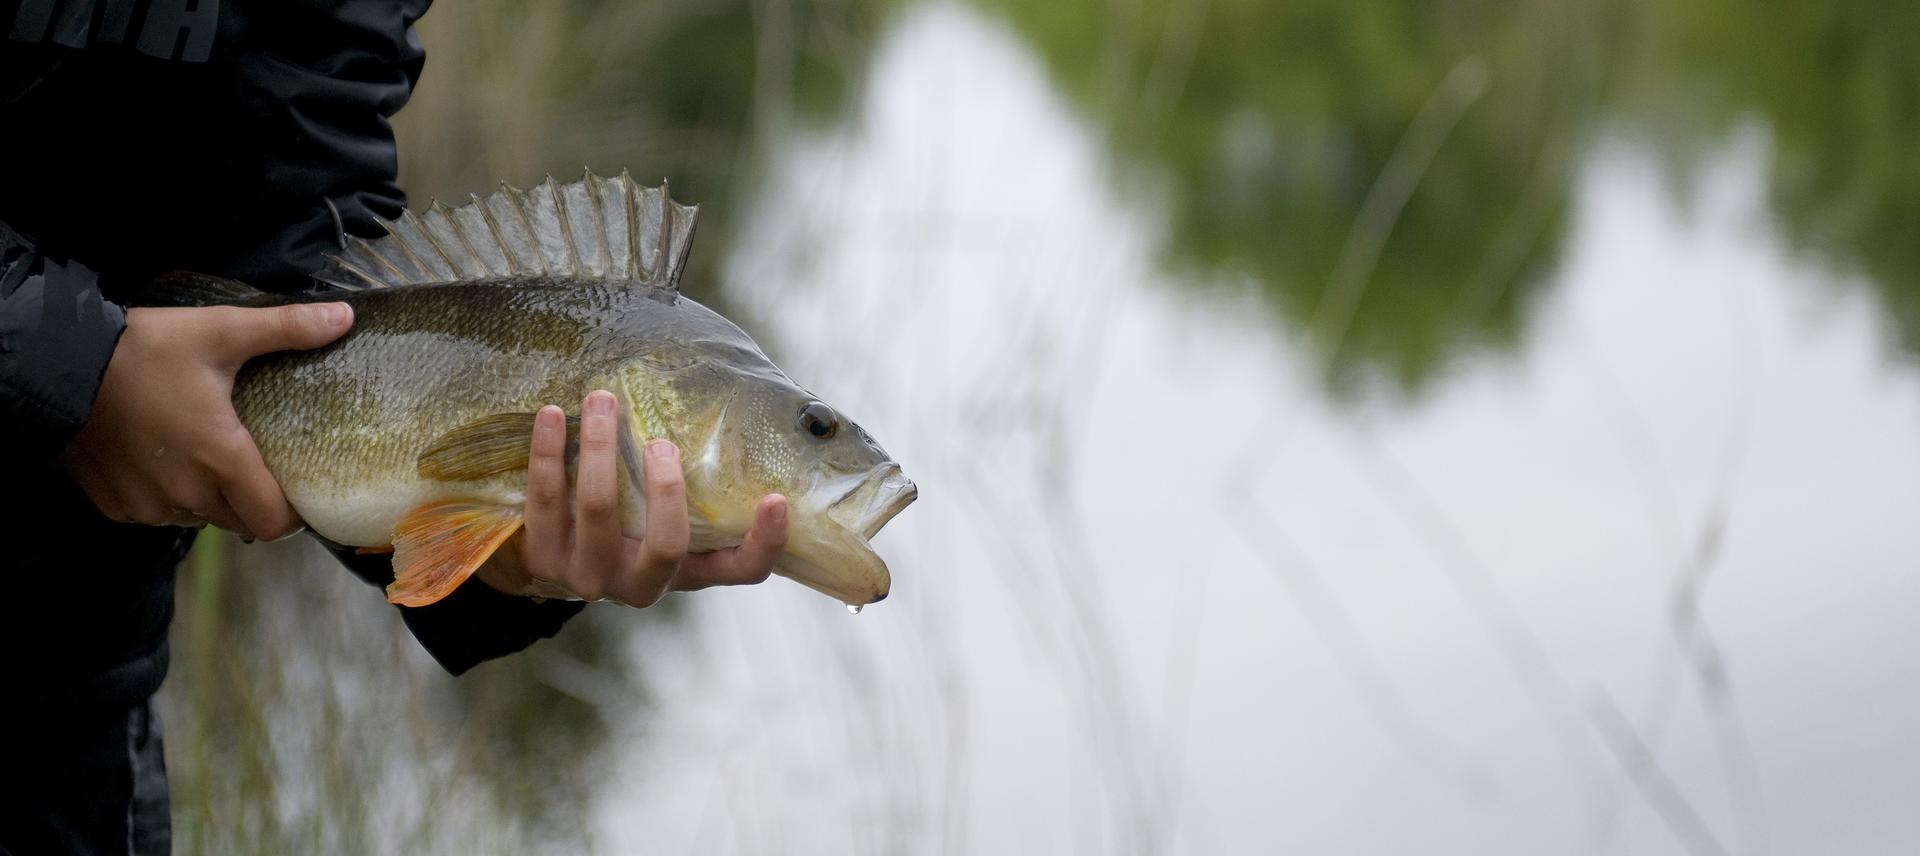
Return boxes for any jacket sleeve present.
[221,0,433,291]
[0,220,125,459]
[321,541,587,676]
[236,0,587,672]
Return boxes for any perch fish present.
[152,171,915,608]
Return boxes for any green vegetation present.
[975,0,1598,396]
[976,0,1917,395]
[1621,0,1920,353]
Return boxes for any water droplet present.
[846,603,862,615]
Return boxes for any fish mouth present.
[827,462,918,540]
[775,464,917,607]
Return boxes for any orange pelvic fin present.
[386,501,524,607]
[355,545,395,555]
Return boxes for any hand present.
[60,302,354,539]
[475,389,790,606]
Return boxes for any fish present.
[147,171,915,609]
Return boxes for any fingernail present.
[648,439,678,460]
[313,302,351,329]
[770,498,787,525]
[589,391,615,416]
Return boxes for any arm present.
[0,222,125,458]
[225,0,598,672]
[219,0,430,290]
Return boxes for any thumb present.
[217,302,354,359]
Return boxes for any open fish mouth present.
[775,464,917,607]
[827,463,918,539]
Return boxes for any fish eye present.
[799,401,839,440]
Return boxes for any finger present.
[88,492,133,525]
[154,505,208,528]
[571,390,626,590]
[157,475,214,521]
[639,438,690,572]
[209,433,302,540]
[91,480,142,526]
[121,497,179,527]
[119,480,200,528]
[675,494,788,591]
[196,496,252,538]
[612,438,689,607]
[160,483,249,535]
[520,405,571,576]
[213,302,353,362]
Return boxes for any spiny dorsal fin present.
[317,169,700,292]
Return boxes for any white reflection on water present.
[589,4,1920,855]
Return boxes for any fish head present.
[623,324,915,607]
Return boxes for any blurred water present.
[161,2,1920,854]
[594,7,1920,854]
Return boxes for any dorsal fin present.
[317,169,700,291]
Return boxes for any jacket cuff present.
[0,226,127,457]
[321,539,587,675]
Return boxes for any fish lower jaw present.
[774,522,892,606]
[774,563,891,607]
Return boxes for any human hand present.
[474,389,790,606]
[60,302,354,539]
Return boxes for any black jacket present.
[0,0,583,713]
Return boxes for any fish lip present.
[826,463,918,539]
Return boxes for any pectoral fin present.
[417,412,580,482]
[387,501,524,607]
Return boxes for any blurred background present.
[158,0,1920,853]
